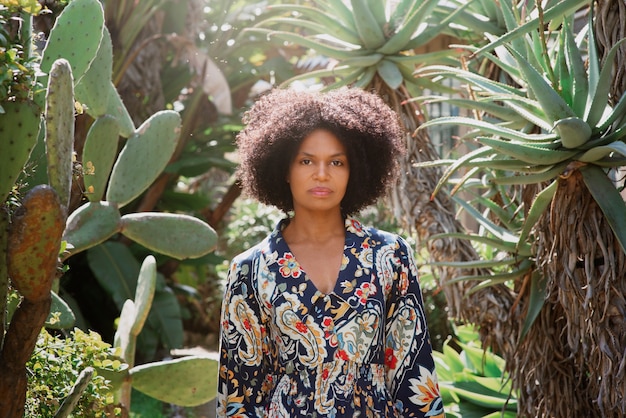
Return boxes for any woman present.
[218,87,443,417]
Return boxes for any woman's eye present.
[331,160,344,166]
[300,159,312,165]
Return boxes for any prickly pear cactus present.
[62,201,122,258]
[106,110,182,207]
[45,58,75,209]
[7,185,65,302]
[130,356,218,407]
[39,0,104,83]
[120,213,218,259]
[74,26,113,118]
[0,100,41,203]
[82,115,120,202]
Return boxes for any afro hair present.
[235,87,405,215]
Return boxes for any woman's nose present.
[313,163,328,179]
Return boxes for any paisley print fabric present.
[218,217,444,417]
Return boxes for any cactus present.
[106,110,182,207]
[112,256,218,412]
[45,59,75,209]
[1,184,65,418]
[54,367,94,418]
[1,1,219,415]
[0,100,41,203]
[104,81,136,138]
[7,185,65,302]
[39,0,104,83]
[120,212,218,259]
[130,356,218,407]
[81,115,120,202]
[62,201,122,258]
[74,26,113,118]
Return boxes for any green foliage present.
[109,255,218,410]
[435,325,517,417]
[25,328,124,418]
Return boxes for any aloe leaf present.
[578,141,626,163]
[266,5,361,45]
[427,146,492,199]
[422,117,556,142]
[517,180,558,249]
[563,19,588,117]
[247,29,366,60]
[452,196,520,244]
[316,0,358,32]
[586,37,626,128]
[376,0,438,55]
[455,343,506,377]
[491,162,567,185]
[519,270,547,341]
[428,232,529,256]
[451,382,515,410]
[353,65,377,88]
[476,137,576,165]
[597,90,626,132]
[281,65,356,89]
[506,47,576,124]
[429,257,522,269]
[580,165,626,254]
[376,59,403,89]
[447,262,532,287]
[349,0,385,50]
[473,0,590,56]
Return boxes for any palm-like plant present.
[416,1,626,414]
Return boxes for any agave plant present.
[415,1,626,415]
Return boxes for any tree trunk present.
[0,298,52,418]
[514,170,626,416]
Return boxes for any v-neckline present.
[276,219,348,296]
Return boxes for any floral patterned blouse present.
[217,217,443,417]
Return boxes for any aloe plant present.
[415,1,626,415]
[435,324,517,417]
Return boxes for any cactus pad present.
[7,185,66,302]
[82,115,120,202]
[46,291,76,329]
[0,100,41,203]
[45,58,75,208]
[62,201,122,257]
[105,82,135,138]
[106,110,182,207]
[120,213,217,259]
[130,356,218,406]
[75,26,113,117]
[40,0,104,83]
[132,256,156,337]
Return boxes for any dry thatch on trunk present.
[513,170,626,416]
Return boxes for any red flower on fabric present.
[295,321,308,333]
[278,253,302,278]
[336,349,350,361]
[385,347,397,369]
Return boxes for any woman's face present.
[287,129,350,216]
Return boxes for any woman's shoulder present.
[346,217,405,246]
[230,219,285,265]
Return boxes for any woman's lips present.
[309,187,332,196]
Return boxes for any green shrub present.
[25,328,124,417]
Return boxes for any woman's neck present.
[283,210,345,245]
